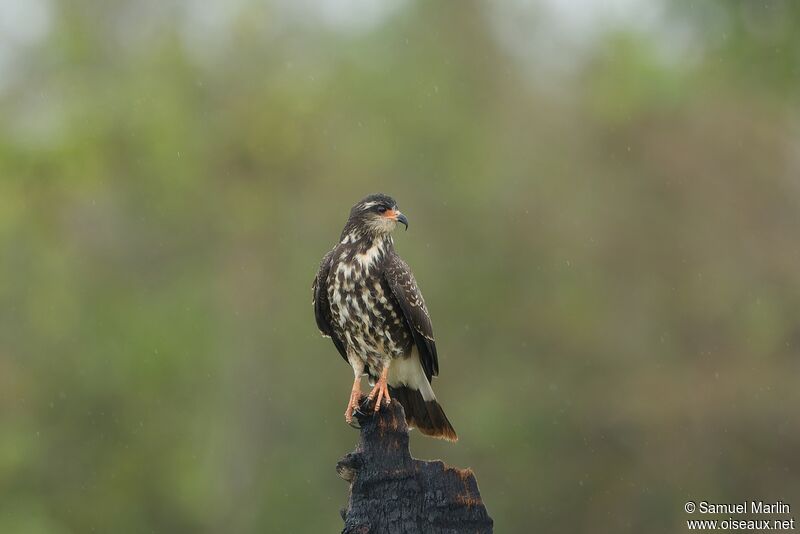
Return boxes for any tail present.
[390,386,458,442]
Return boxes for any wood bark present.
[337,398,493,534]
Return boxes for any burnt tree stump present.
[336,398,493,534]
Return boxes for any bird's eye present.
[377,206,387,214]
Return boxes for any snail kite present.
[312,194,457,441]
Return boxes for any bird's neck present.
[341,229,394,253]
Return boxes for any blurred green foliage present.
[2,1,800,532]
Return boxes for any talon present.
[344,376,362,425]
[366,367,391,413]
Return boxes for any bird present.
[312,193,457,441]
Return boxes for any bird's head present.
[342,193,408,239]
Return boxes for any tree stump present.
[336,398,493,534]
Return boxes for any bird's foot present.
[344,381,363,426]
[366,369,391,412]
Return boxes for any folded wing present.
[383,255,439,381]
[312,249,347,362]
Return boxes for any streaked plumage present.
[312,194,456,441]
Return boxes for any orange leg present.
[344,375,362,424]
[366,366,391,412]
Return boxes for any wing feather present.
[384,254,439,381]
[313,249,347,362]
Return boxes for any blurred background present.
[2,0,800,532]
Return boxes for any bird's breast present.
[327,256,413,362]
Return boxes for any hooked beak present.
[385,209,408,230]
[395,211,408,231]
